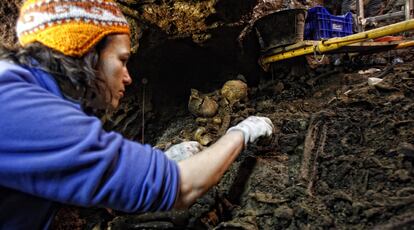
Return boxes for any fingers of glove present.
[256,117,274,136]
[182,141,203,154]
[187,141,203,152]
[240,116,273,143]
[226,116,274,145]
[165,147,193,162]
[246,116,274,129]
[243,116,273,135]
[165,143,185,156]
[257,116,274,130]
[165,151,193,162]
[165,141,203,161]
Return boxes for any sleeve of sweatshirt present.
[0,62,180,212]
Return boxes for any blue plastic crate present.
[305,6,353,40]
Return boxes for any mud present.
[52,49,414,230]
[158,49,414,229]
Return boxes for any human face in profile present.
[96,34,133,109]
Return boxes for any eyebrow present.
[120,52,130,58]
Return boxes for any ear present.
[190,89,199,95]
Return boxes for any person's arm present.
[173,116,274,208]
[174,131,244,208]
[0,63,180,212]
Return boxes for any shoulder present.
[0,60,64,98]
[0,60,29,74]
[0,60,35,83]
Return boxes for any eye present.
[121,57,129,66]
[119,51,131,67]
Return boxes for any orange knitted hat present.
[16,0,130,57]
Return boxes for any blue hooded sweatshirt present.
[0,61,180,229]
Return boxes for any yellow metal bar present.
[261,19,414,65]
[322,33,368,45]
[323,19,414,45]
[395,40,414,49]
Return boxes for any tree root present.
[299,112,331,196]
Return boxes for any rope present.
[313,41,325,63]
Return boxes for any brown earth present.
[53,48,414,230]
[0,0,21,47]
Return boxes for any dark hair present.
[0,39,110,112]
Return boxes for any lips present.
[119,91,125,98]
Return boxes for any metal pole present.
[357,0,365,31]
[363,11,405,25]
[261,19,414,65]
[406,0,410,20]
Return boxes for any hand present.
[164,141,203,162]
[226,116,274,146]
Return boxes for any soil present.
[0,0,21,47]
[153,50,414,229]
[52,50,414,230]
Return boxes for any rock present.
[398,142,414,159]
[389,169,411,182]
[392,57,404,65]
[273,206,294,219]
[273,82,284,95]
[367,77,383,86]
[359,68,381,75]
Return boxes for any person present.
[0,0,274,229]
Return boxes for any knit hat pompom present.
[16,0,130,57]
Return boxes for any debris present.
[392,57,404,65]
[248,191,288,204]
[273,205,294,219]
[358,68,381,75]
[368,77,383,86]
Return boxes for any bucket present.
[254,8,307,52]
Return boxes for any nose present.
[123,69,132,86]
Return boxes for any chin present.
[110,101,120,110]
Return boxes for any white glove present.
[164,141,203,162]
[226,116,274,146]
